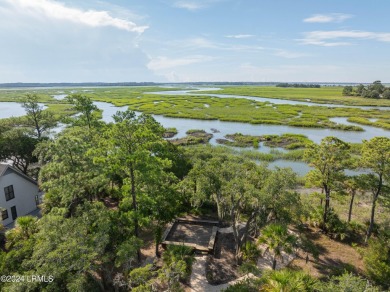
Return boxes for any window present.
[1,209,8,220]
[4,185,15,201]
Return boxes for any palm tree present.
[5,216,38,249]
[258,224,297,270]
[260,269,317,292]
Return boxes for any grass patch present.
[163,127,178,138]
[217,133,262,148]
[171,130,213,146]
[217,133,312,150]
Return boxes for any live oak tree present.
[181,150,300,263]
[304,137,350,229]
[361,137,390,242]
[0,128,39,175]
[0,94,54,175]
[222,159,257,263]
[180,155,228,220]
[261,167,299,223]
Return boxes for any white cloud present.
[225,34,255,39]
[147,55,214,71]
[6,0,148,33]
[304,13,353,23]
[172,0,225,11]
[273,49,307,59]
[174,1,204,11]
[172,37,264,52]
[300,30,390,46]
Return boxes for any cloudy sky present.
[0,0,389,83]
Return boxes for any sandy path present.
[189,255,255,292]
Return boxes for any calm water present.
[94,101,389,144]
[0,102,46,119]
[93,101,386,176]
[267,160,368,176]
[1,97,387,176]
[52,94,68,100]
[0,102,26,119]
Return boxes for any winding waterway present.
[1,89,389,176]
[94,99,389,144]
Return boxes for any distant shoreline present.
[0,81,380,89]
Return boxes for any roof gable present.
[0,164,37,185]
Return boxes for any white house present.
[0,164,40,227]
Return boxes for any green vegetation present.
[217,133,262,148]
[258,224,298,270]
[202,85,390,106]
[84,89,390,130]
[2,86,390,130]
[276,83,321,88]
[225,270,383,291]
[360,137,390,242]
[364,237,390,288]
[263,133,312,149]
[84,92,390,130]
[163,127,178,138]
[217,132,314,149]
[170,129,213,146]
[0,88,389,291]
[304,137,351,228]
[343,80,390,99]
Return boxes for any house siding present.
[0,171,39,226]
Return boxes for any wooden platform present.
[162,218,220,254]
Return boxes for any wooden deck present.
[162,218,220,254]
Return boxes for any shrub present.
[259,269,317,291]
[317,272,381,292]
[242,241,261,265]
[364,238,390,289]
[307,207,349,240]
[129,264,154,288]
[161,245,194,281]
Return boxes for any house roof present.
[0,164,37,185]
[0,164,7,175]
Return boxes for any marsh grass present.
[202,86,390,107]
[84,91,389,130]
[2,86,389,130]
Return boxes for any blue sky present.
[0,0,389,83]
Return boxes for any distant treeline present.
[276,83,321,88]
[0,82,158,88]
[1,82,355,88]
[342,80,390,99]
